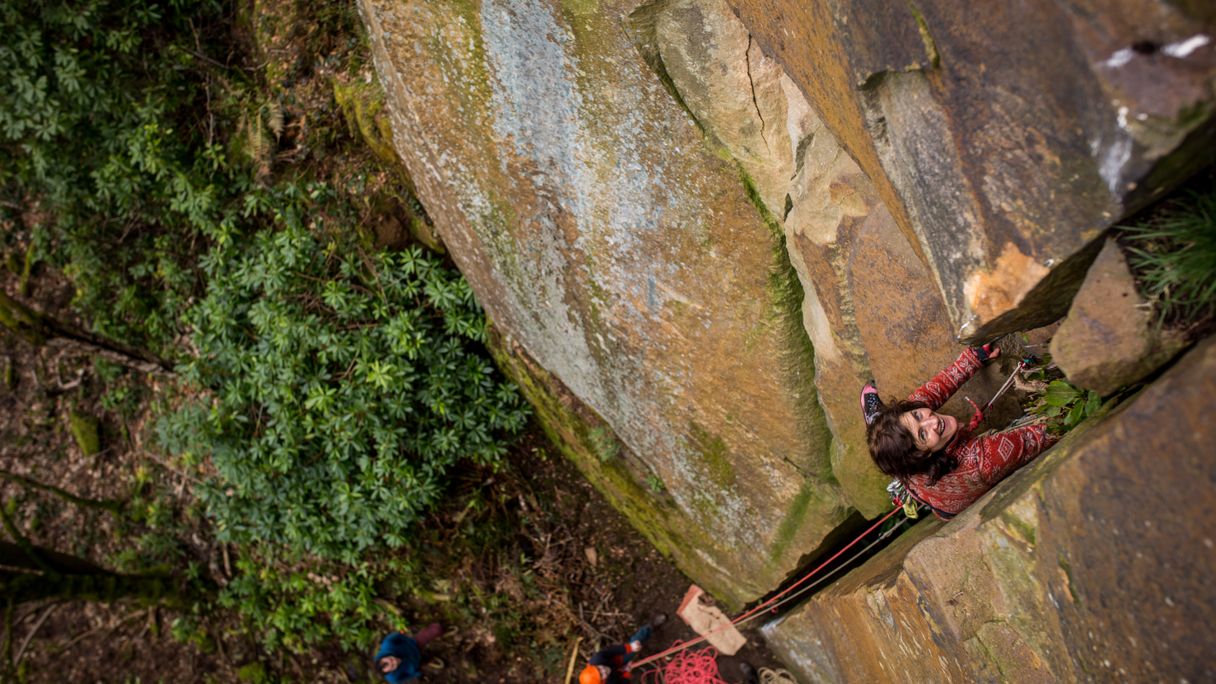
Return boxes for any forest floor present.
[0,267,784,683]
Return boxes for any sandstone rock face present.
[1052,238,1188,394]
[764,337,1216,683]
[643,0,897,514]
[359,0,1074,604]
[728,0,1216,342]
[637,0,1018,515]
[359,0,860,603]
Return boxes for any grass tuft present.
[1121,185,1216,330]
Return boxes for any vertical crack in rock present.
[791,129,814,181]
[745,35,772,153]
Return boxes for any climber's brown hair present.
[866,398,957,484]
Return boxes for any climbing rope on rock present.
[757,667,797,684]
[630,506,914,673]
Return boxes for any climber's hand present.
[975,343,1000,362]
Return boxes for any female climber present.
[861,344,1058,519]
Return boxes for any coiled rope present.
[758,667,798,684]
[635,647,730,683]
[634,649,799,684]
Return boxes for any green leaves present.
[1084,389,1102,417]
[164,193,529,568]
[6,0,532,656]
[1043,380,1080,407]
[2,0,231,357]
[1030,379,1102,433]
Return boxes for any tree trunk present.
[0,543,193,609]
[0,541,109,576]
[0,470,125,514]
[0,570,187,609]
[0,289,172,373]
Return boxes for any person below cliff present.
[374,622,443,683]
[861,344,1059,519]
[578,614,666,684]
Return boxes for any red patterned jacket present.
[588,642,641,682]
[903,348,1058,518]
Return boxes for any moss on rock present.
[333,78,398,168]
[68,411,101,457]
[487,325,753,608]
[687,421,734,488]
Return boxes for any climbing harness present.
[886,479,919,519]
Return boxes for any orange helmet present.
[578,665,604,684]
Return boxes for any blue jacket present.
[376,632,422,682]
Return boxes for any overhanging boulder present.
[728,0,1216,342]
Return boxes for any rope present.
[982,360,1027,413]
[632,511,909,681]
[632,515,913,682]
[634,648,799,684]
[622,348,1044,679]
[738,512,911,618]
[630,504,906,669]
[758,668,798,684]
[666,649,725,681]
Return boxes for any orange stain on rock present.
[965,242,1049,323]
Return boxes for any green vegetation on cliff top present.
[1,0,528,662]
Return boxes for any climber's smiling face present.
[899,408,958,453]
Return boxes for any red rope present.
[631,505,903,669]
[637,646,728,684]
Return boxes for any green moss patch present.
[68,411,101,457]
[769,479,820,563]
[487,326,752,607]
[333,79,398,168]
[688,421,734,487]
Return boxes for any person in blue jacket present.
[375,623,442,682]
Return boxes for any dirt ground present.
[1,417,787,683]
[0,264,787,682]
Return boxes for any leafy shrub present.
[1026,379,1102,435]
[6,0,534,658]
[0,0,236,354]
[218,549,410,653]
[165,186,528,561]
[1,0,239,354]
[157,182,528,648]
